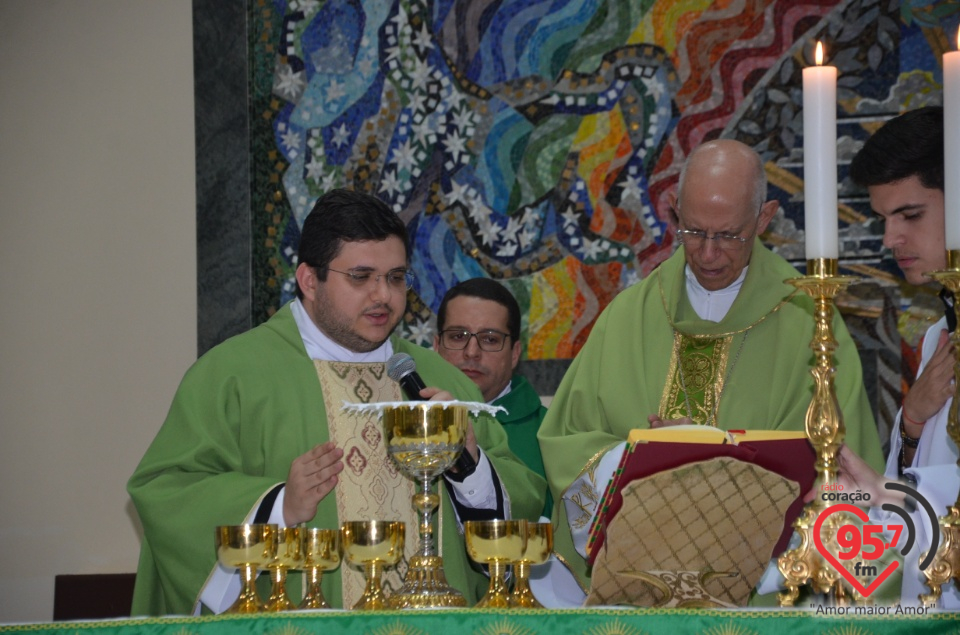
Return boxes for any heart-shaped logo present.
[813,503,899,598]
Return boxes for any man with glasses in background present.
[128,189,546,615]
[434,278,551,517]
[537,139,884,600]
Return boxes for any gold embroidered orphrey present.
[314,360,420,608]
[660,332,739,427]
[565,444,621,534]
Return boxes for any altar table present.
[2,608,958,635]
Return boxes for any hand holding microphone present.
[386,353,477,476]
[386,352,428,399]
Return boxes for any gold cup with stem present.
[464,519,528,608]
[299,528,341,609]
[382,402,469,608]
[511,521,553,608]
[341,520,405,610]
[263,526,305,611]
[215,523,277,613]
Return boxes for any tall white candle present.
[802,42,839,259]
[945,29,960,250]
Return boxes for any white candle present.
[945,29,960,250]
[802,42,839,259]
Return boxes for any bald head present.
[671,139,777,291]
[677,139,767,214]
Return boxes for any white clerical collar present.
[684,265,748,323]
[290,298,394,362]
[491,380,512,404]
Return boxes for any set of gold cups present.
[215,520,404,613]
[464,519,554,608]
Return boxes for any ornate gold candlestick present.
[919,249,960,605]
[777,258,861,606]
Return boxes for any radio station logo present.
[813,482,940,598]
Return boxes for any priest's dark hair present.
[296,188,409,299]
[437,278,521,342]
[849,106,944,192]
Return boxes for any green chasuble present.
[127,303,546,616]
[493,374,552,517]
[537,241,884,587]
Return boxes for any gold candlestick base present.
[918,251,960,605]
[777,259,862,606]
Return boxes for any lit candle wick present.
[802,39,838,259]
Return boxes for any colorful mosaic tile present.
[249,0,959,381]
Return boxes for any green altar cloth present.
[4,608,954,635]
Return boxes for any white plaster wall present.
[0,1,196,623]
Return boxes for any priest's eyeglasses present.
[326,267,416,290]
[439,329,510,352]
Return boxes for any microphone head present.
[387,352,416,382]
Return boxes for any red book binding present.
[585,429,816,566]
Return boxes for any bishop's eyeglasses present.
[674,205,759,252]
[675,228,750,251]
[326,267,416,290]
[439,329,511,352]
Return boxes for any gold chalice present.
[263,526,304,611]
[465,519,527,608]
[511,521,553,608]
[215,524,276,614]
[341,520,405,610]
[299,528,341,609]
[383,402,469,608]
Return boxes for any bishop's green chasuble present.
[537,241,884,588]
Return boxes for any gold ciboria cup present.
[382,402,469,608]
[341,520,405,610]
[920,250,960,605]
[464,519,527,608]
[215,523,276,613]
[512,521,553,608]
[263,526,304,611]
[299,528,341,609]
[777,258,862,606]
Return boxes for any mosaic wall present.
[248,0,959,433]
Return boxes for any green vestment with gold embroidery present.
[537,240,884,586]
[128,303,547,615]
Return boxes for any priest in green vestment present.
[434,278,552,518]
[537,140,885,596]
[128,190,546,615]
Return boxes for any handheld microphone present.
[388,352,478,476]
[386,353,427,400]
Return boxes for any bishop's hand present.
[647,414,695,428]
